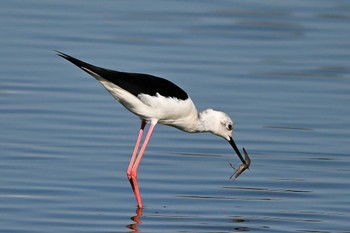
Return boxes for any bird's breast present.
[138,94,199,131]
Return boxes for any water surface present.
[1,1,350,232]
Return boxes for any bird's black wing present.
[56,51,188,101]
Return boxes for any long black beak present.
[229,137,246,165]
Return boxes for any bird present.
[56,51,249,208]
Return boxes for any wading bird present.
[57,51,249,208]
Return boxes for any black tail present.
[55,50,108,77]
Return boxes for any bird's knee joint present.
[127,171,137,180]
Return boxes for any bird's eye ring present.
[227,123,233,131]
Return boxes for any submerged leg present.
[127,121,157,208]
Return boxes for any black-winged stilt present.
[56,51,250,208]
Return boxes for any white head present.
[199,109,246,164]
[199,109,233,141]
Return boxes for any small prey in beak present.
[229,148,251,180]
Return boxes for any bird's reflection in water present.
[126,207,143,232]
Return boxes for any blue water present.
[1,1,350,232]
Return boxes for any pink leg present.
[127,120,146,179]
[127,121,157,208]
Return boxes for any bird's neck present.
[166,109,215,133]
[194,109,216,133]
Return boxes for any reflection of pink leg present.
[127,207,143,232]
[127,121,157,208]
